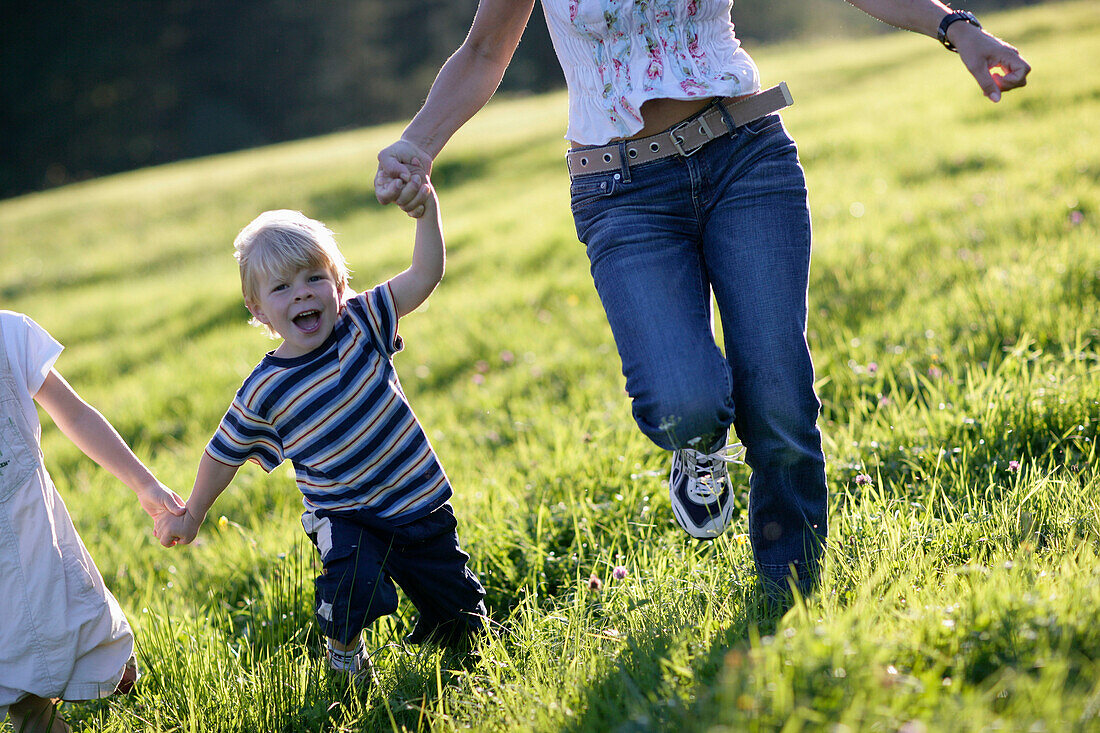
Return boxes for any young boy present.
[156,176,486,686]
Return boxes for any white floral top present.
[541,0,760,145]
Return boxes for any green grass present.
[2,2,1098,730]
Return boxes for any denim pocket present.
[740,113,784,138]
[569,172,619,213]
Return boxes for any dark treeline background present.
[2,0,1042,199]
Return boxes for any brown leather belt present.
[566,82,793,178]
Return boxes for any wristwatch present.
[937,10,981,52]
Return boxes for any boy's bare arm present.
[158,451,239,547]
[388,180,445,318]
[33,368,186,524]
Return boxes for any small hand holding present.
[398,174,434,219]
[155,508,202,548]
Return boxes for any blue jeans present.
[569,109,827,592]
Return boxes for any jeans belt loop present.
[617,140,631,183]
[715,97,739,136]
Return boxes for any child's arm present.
[33,368,186,524]
[387,178,445,318]
[157,451,238,547]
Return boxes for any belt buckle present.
[669,115,714,157]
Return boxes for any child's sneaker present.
[327,640,376,690]
[668,437,744,539]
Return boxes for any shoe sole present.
[670,490,736,539]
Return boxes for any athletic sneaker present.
[327,640,376,690]
[669,438,745,539]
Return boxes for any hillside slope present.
[1,3,1098,731]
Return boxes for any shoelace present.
[685,442,745,501]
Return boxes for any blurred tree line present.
[1,0,1043,199]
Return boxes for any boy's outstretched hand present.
[155,507,203,548]
[156,452,236,547]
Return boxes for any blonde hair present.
[233,210,350,333]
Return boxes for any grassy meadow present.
[2,2,1099,730]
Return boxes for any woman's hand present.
[951,23,1030,102]
[375,139,434,218]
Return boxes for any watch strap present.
[937,10,981,52]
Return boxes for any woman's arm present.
[375,0,537,212]
[33,368,186,524]
[845,0,1030,101]
[846,0,955,34]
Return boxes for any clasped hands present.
[375,139,436,218]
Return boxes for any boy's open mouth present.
[292,309,322,333]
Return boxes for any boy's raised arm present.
[388,179,445,318]
[33,368,186,525]
[157,451,239,547]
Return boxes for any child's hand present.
[136,481,187,525]
[156,452,236,547]
[397,172,434,219]
[155,508,203,548]
[407,174,440,217]
[376,140,433,208]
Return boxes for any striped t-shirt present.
[206,283,451,523]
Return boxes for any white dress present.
[0,311,133,715]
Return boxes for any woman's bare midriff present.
[570,94,752,149]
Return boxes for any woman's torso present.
[540,0,760,146]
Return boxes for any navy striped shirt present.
[206,283,451,522]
